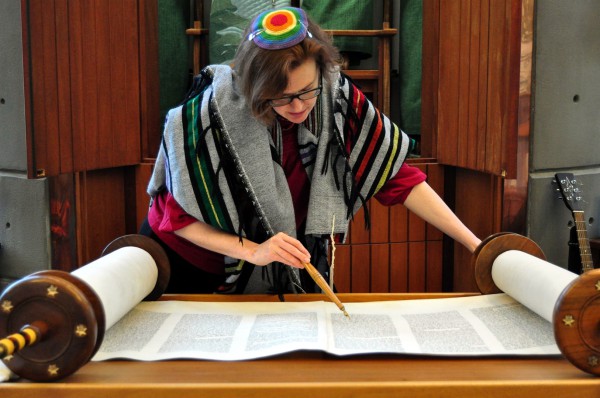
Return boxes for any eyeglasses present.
[268,86,322,107]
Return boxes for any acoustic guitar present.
[555,172,594,274]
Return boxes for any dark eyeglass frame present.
[268,85,322,107]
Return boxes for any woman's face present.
[271,58,320,124]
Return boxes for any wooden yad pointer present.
[303,262,350,318]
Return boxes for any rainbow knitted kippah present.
[247,7,310,50]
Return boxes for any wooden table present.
[2,294,600,398]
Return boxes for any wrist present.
[238,238,259,264]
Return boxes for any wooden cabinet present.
[22,0,159,268]
[422,0,528,291]
[23,0,529,293]
[24,0,159,177]
[423,0,522,177]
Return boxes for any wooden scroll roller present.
[473,232,600,376]
[0,234,170,382]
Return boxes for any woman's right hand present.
[248,232,311,269]
[176,222,310,268]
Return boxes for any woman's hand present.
[248,232,311,268]
[175,222,310,268]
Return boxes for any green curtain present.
[301,0,374,66]
[156,1,422,136]
[209,1,292,65]
[208,0,376,66]
[158,0,192,124]
[398,0,422,136]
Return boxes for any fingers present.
[251,232,311,268]
[270,232,311,268]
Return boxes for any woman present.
[143,7,480,294]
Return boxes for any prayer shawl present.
[147,65,412,293]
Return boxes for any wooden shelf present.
[324,28,397,37]
[185,28,208,36]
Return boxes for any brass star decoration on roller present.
[75,324,88,338]
[1,300,12,313]
[47,285,59,298]
[562,315,575,327]
[47,364,59,376]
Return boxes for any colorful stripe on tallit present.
[181,91,235,234]
[339,75,404,201]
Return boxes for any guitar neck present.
[573,211,594,273]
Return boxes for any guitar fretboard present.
[573,210,593,273]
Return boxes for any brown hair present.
[233,15,341,126]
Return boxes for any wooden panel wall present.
[421,0,526,291]
[25,0,143,177]
[429,0,522,177]
[49,164,154,270]
[451,168,503,291]
[335,162,445,293]
[26,1,161,269]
